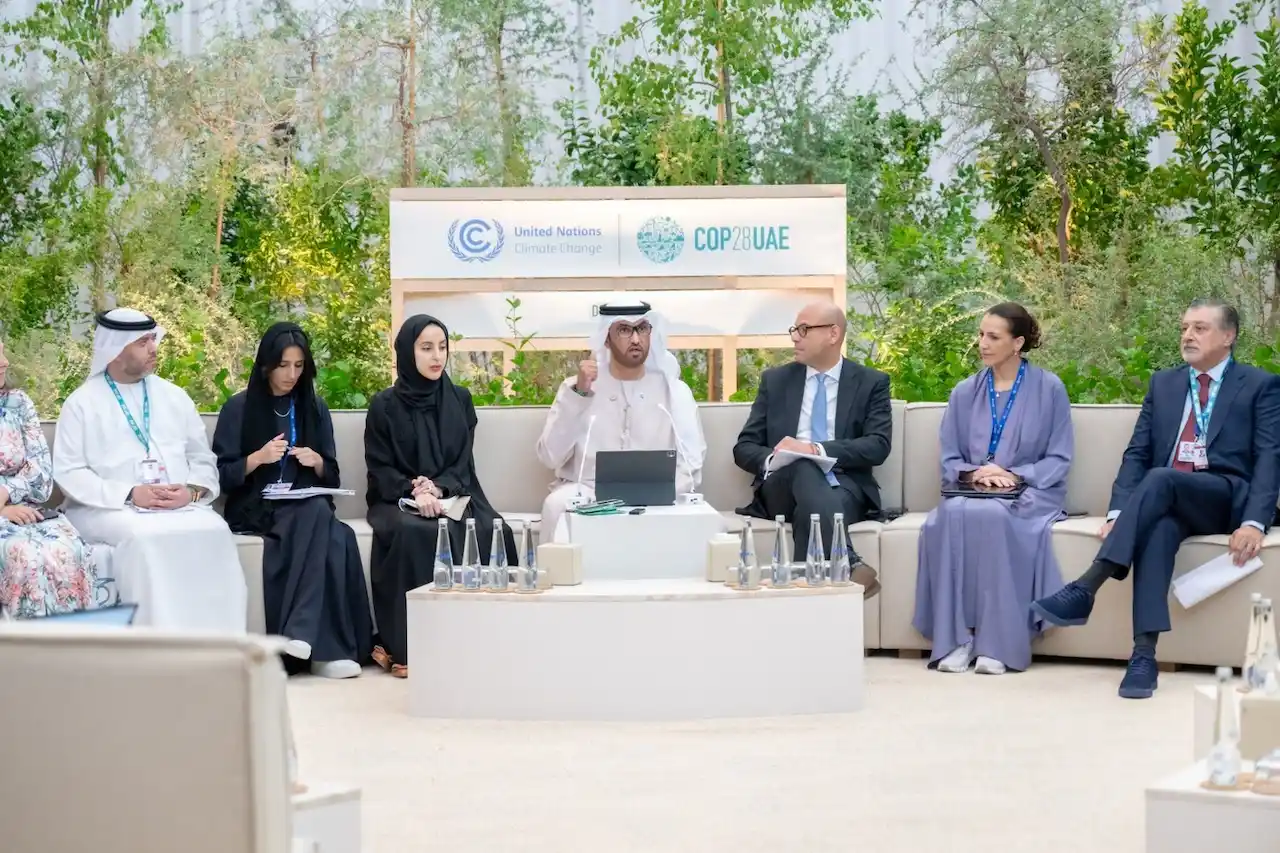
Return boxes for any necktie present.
[810,374,838,486]
[1173,373,1212,472]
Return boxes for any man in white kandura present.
[536,301,706,540]
[53,309,247,631]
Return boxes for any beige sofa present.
[40,399,1279,667]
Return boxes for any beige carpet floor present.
[288,656,1205,853]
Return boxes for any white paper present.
[766,449,836,474]
[261,486,356,501]
[129,505,196,514]
[1172,553,1264,609]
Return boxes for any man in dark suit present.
[733,301,891,598]
[1032,298,1280,699]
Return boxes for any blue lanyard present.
[104,374,150,453]
[1190,361,1229,440]
[985,360,1026,462]
[278,400,296,482]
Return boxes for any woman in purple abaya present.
[913,302,1073,674]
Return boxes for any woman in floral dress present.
[0,339,98,619]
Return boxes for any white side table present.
[407,578,864,721]
[565,504,727,579]
[1145,761,1280,853]
[292,784,361,853]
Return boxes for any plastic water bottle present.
[461,518,481,590]
[516,521,539,592]
[737,522,761,590]
[804,514,826,586]
[830,512,851,585]
[433,517,453,590]
[486,519,508,591]
[770,514,791,587]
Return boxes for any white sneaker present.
[310,659,362,679]
[284,640,312,660]
[975,656,1007,675]
[937,641,974,673]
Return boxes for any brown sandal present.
[371,645,393,672]
[391,664,408,679]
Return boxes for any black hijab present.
[241,322,321,461]
[386,315,473,492]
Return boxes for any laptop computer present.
[595,450,678,506]
[940,481,1027,500]
[9,603,139,627]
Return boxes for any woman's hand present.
[974,473,1019,489]
[415,494,444,518]
[248,434,288,472]
[972,463,1012,481]
[412,477,441,499]
[1,505,41,525]
[289,446,323,470]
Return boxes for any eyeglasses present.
[610,322,653,340]
[789,323,836,339]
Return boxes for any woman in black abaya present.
[213,322,373,678]
[364,314,517,678]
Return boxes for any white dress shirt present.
[796,361,841,442]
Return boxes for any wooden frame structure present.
[389,185,846,400]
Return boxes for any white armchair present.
[0,627,293,853]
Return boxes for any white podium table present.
[565,504,727,579]
[1146,761,1280,853]
[406,578,864,721]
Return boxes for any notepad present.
[261,487,356,501]
[766,450,836,474]
[1172,552,1264,609]
[398,495,471,522]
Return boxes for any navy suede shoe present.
[1119,648,1159,699]
[1030,581,1095,627]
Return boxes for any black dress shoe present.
[851,562,880,599]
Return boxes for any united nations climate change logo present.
[636,216,685,263]
[448,218,505,263]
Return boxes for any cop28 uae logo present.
[636,215,685,263]
[447,218,505,262]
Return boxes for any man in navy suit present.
[1032,299,1280,699]
[733,301,891,597]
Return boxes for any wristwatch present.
[571,383,592,398]
[188,486,204,503]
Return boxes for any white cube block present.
[1146,761,1280,853]
[1193,683,1280,762]
[538,543,583,586]
[706,534,739,583]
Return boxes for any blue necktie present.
[810,374,838,486]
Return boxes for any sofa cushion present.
[899,401,1141,517]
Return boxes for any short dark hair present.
[1187,297,1239,339]
[985,301,1042,352]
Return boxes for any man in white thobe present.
[535,301,706,540]
[53,309,247,632]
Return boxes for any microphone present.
[574,414,597,500]
[657,402,695,488]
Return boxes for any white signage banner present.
[404,290,826,341]
[390,197,847,279]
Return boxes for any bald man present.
[732,302,891,597]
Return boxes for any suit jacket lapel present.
[1153,370,1183,464]
[835,358,856,437]
[1206,362,1243,446]
[783,362,805,436]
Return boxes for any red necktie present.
[1173,373,1212,472]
